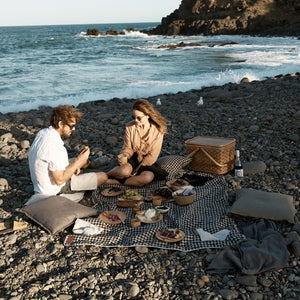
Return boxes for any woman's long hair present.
[133,99,170,134]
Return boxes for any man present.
[28,105,107,202]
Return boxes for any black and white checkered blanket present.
[64,175,244,251]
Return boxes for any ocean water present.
[0,22,299,114]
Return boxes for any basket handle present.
[188,146,234,168]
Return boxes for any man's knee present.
[96,172,108,186]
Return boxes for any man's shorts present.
[59,173,97,194]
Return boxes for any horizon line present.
[0,21,160,28]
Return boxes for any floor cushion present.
[17,195,98,234]
[230,188,296,223]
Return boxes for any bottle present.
[234,150,244,177]
[196,96,204,106]
[156,98,161,106]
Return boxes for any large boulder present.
[146,0,300,36]
[86,29,103,36]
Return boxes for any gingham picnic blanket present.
[64,175,244,251]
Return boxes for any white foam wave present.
[123,30,149,38]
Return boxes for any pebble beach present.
[0,73,299,299]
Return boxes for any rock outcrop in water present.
[146,0,300,36]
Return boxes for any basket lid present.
[185,136,235,147]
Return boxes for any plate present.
[156,229,185,243]
[166,179,189,191]
[137,213,163,224]
[101,187,124,197]
[99,210,126,225]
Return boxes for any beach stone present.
[0,178,9,191]
[292,224,300,233]
[7,234,17,245]
[285,231,300,245]
[291,242,300,257]
[243,161,266,175]
[20,140,30,149]
[250,292,264,300]
[0,157,11,167]
[135,246,149,254]
[58,295,73,300]
[32,118,44,127]
[236,275,257,286]
[248,125,259,132]
[0,133,13,143]
[258,277,273,288]
[240,77,249,83]
[288,134,299,142]
[127,284,140,297]
[105,136,118,146]
[219,289,238,299]
[114,255,125,264]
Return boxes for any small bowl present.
[155,206,170,214]
[173,189,196,206]
[152,196,163,206]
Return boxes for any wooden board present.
[101,187,124,197]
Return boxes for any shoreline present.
[0,73,299,299]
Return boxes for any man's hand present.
[51,146,90,185]
[76,146,90,169]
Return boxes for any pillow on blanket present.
[157,155,192,180]
[230,189,296,223]
[17,195,98,234]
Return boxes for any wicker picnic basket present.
[185,136,236,174]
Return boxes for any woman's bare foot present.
[106,178,122,185]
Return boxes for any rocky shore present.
[0,73,299,299]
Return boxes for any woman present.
[107,99,169,186]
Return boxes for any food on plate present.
[100,210,126,225]
[154,186,172,198]
[172,179,188,187]
[166,179,189,191]
[173,189,195,196]
[105,213,120,222]
[144,208,157,220]
[120,189,143,201]
[159,228,182,239]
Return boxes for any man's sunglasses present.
[65,123,76,130]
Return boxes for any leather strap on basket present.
[187,147,233,167]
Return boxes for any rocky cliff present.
[147,0,300,36]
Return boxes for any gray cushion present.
[17,195,98,234]
[230,189,296,223]
[157,155,192,180]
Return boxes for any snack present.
[99,210,126,225]
[105,213,120,222]
[144,208,157,220]
[154,186,172,198]
[159,228,181,239]
[119,189,143,201]
[172,179,188,187]
[156,228,185,243]
[120,156,128,165]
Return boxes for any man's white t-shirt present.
[29,126,69,195]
